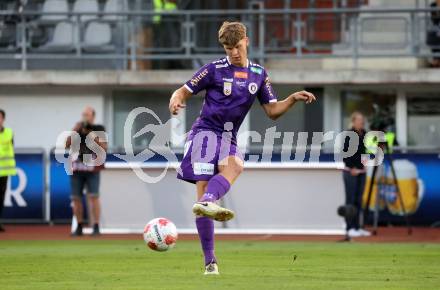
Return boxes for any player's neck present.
[226,56,248,68]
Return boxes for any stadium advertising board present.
[2,153,45,221]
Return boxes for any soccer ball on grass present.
[143,217,178,251]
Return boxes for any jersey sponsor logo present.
[215,63,229,68]
[235,80,246,87]
[222,77,233,82]
[193,162,214,175]
[234,71,248,79]
[250,67,263,75]
[190,68,208,87]
[223,82,232,96]
[248,82,258,94]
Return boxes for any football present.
[143,218,178,251]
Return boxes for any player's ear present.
[244,37,249,46]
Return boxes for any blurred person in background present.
[342,111,370,238]
[65,107,107,236]
[152,0,183,69]
[0,109,17,232]
[427,0,440,67]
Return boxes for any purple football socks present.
[196,216,216,265]
[200,174,231,202]
[196,174,231,266]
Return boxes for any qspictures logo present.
[55,107,387,184]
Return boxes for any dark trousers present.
[152,20,184,69]
[0,176,7,219]
[343,171,366,230]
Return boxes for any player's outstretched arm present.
[262,90,316,120]
[169,86,192,115]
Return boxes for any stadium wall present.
[0,87,105,151]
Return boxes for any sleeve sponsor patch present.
[190,68,209,87]
[250,67,263,75]
[264,77,275,99]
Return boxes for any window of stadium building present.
[248,86,323,152]
[407,95,440,149]
[113,90,172,150]
[341,90,396,131]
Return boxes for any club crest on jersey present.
[223,82,232,96]
[234,71,248,79]
[248,82,258,94]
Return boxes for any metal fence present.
[0,7,439,70]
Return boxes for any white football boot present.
[347,229,362,238]
[192,201,235,222]
[358,228,372,237]
[204,262,219,275]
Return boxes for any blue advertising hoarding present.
[49,153,72,221]
[2,149,438,225]
[2,152,45,221]
[48,152,440,225]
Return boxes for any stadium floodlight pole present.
[362,142,412,236]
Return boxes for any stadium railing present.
[0,7,439,70]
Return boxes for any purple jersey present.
[184,57,277,140]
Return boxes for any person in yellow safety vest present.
[153,0,177,24]
[0,109,17,232]
[364,131,396,154]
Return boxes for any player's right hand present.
[169,96,186,115]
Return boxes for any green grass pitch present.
[1,240,439,290]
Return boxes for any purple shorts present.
[177,130,243,184]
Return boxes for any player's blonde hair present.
[218,21,247,46]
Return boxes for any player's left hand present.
[291,90,316,104]
[169,96,186,115]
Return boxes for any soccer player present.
[169,21,316,275]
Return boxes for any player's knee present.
[219,156,244,178]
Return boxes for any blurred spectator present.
[427,0,440,67]
[342,112,370,238]
[132,0,153,70]
[152,0,184,69]
[0,109,17,232]
[65,107,107,236]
